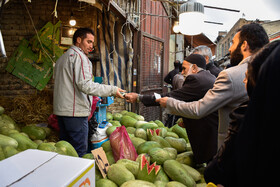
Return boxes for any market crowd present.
[126,22,280,186]
[153,23,280,186]
[53,23,280,186]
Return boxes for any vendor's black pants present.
[57,116,88,157]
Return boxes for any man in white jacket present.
[53,28,125,157]
[156,23,269,149]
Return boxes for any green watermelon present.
[137,154,161,183]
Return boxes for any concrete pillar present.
[175,34,184,63]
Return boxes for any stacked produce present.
[0,106,79,160]
[0,103,207,186]
[92,111,207,187]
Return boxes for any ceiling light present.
[69,19,76,26]
[173,21,180,33]
[69,12,76,26]
[179,0,205,35]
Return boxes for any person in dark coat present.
[235,40,280,186]
[204,40,280,186]
[192,45,222,77]
[125,54,218,164]
[164,60,182,89]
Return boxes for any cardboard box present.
[0,149,95,187]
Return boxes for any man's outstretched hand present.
[124,92,139,103]
[156,97,169,108]
[115,88,126,99]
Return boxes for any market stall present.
[0,0,207,186]
[0,103,208,186]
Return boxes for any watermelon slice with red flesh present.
[137,154,161,182]
[147,129,161,140]
[151,129,160,136]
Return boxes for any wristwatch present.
[137,94,143,103]
[136,94,140,103]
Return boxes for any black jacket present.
[205,42,280,186]
[235,43,280,186]
[206,61,222,77]
[140,70,219,164]
[164,68,180,85]
[204,101,248,186]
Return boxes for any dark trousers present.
[57,116,88,157]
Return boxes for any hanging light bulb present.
[68,28,75,36]
[179,0,205,35]
[69,12,76,26]
[173,21,180,33]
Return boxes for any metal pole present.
[204,5,240,13]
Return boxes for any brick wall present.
[0,0,93,96]
[0,0,125,112]
[262,20,280,36]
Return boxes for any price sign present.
[91,147,110,178]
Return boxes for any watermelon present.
[134,128,147,140]
[55,140,78,157]
[147,129,161,140]
[120,110,128,115]
[120,115,138,128]
[107,112,113,121]
[172,124,189,143]
[116,159,139,177]
[107,164,135,186]
[121,180,156,187]
[9,133,38,151]
[0,134,18,148]
[134,121,148,129]
[136,153,150,164]
[125,112,145,121]
[106,126,117,137]
[82,153,94,159]
[165,137,188,153]
[154,120,165,127]
[137,154,161,183]
[106,151,116,165]
[96,179,118,187]
[37,142,56,152]
[2,146,19,158]
[113,113,123,121]
[101,140,112,152]
[163,160,195,187]
[137,141,161,154]
[0,106,4,115]
[130,136,146,149]
[0,114,16,126]
[109,120,121,127]
[151,136,171,148]
[0,146,5,160]
[148,147,171,165]
[21,125,46,140]
[139,123,158,130]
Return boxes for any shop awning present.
[185,33,216,55]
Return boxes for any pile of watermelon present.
[90,111,207,187]
[0,106,79,160]
[0,104,208,186]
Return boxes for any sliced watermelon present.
[137,154,161,182]
[147,129,161,140]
